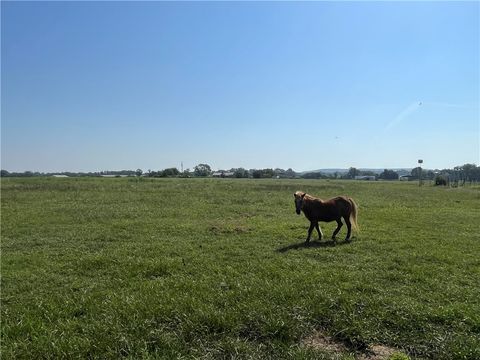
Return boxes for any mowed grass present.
[1,178,479,359]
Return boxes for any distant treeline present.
[2,163,480,183]
[0,170,138,178]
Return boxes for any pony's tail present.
[349,198,359,233]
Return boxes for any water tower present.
[418,159,423,186]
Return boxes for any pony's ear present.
[301,193,306,198]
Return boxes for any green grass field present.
[1,178,479,359]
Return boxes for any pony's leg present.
[306,222,315,243]
[343,216,352,240]
[315,222,323,240]
[332,219,343,240]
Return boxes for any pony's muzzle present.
[296,209,301,215]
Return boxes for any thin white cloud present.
[386,101,422,131]
[385,101,471,131]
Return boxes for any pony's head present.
[293,191,306,215]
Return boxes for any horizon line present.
[2,164,476,174]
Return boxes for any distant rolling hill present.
[300,168,413,176]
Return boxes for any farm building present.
[354,175,376,181]
[399,175,413,181]
[212,171,235,178]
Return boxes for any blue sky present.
[2,1,479,172]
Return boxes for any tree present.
[251,169,275,178]
[411,167,422,179]
[425,170,435,180]
[434,175,448,186]
[194,164,212,177]
[233,168,248,178]
[378,169,398,180]
[285,168,296,178]
[347,167,360,179]
[135,169,143,177]
[162,168,180,177]
[252,170,263,178]
[462,163,477,182]
[1,170,9,177]
[263,168,275,178]
[470,165,480,182]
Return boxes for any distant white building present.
[52,174,69,178]
[354,175,376,181]
[212,171,235,178]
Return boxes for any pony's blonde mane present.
[295,191,320,202]
[304,193,318,201]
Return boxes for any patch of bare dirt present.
[358,344,400,360]
[303,330,404,360]
[302,330,348,354]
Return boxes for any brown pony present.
[294,191,358,243]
